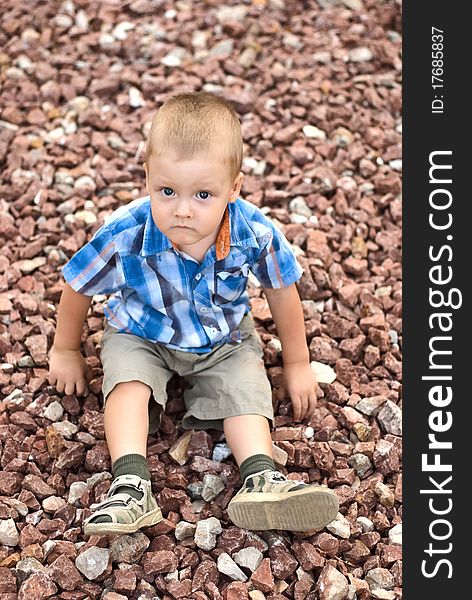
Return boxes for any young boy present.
[48,91,338,536]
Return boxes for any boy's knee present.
[107,380,152,402]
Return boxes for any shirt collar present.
[141,197,259,259]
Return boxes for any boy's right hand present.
[48,347,90,396]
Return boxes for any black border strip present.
[403,3,468,596]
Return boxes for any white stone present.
[313,51,332,64]
[216,6,248,23]
[289,196,312,218]
[68,96,91,114]
[75,546,110,580]
[161,47,187,67]
[99,32,115,48]
[0,518,19,546]
[310,361,336,384]
[201,474,225,502]
[75,10,89,30]
[303,125,327,140]
[233,546,263,571]
[42,496,66,513]
[342,0,364,10]
[52,420,79,438]
[272,443,288,466]
[175,521,197,541]
[290,213,308,224]
[68,481,88,506]
[54,14,73,28]
[357,516,374,532]
[217,552,248,581]
[113,21,135,41]
[60,0,75,15]
[45,127,66,144]
[349,47,373,62]
[5,66,26,80]
[87,472,112,487]
[192,30,209,49]
[43,400,64,422]
[371,590,395,600]
[212,443,232,462]
[249,591,266,600]
[267,338,282,354]
[21,28,40,44]
[283,33,303,49]
[129,86,145,108]
[304,426,315,439]
[15,55,34,72]
[74,175,96,190]
[377,400,402,436]
[194,517,222,551]
[388,523,402,546]
[326,512,351,539]
[74,210,97,225]
[208,39,234,58]
[389,159,402,172]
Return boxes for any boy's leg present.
[224,412,339,532]
[104,380,150,463]
[223,414,278,479]
[83,381,162,534]
[223,414,273,465]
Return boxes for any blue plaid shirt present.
[62,196,303,353]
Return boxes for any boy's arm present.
[262,283,309,365]
[48,283,93,396]
[53,283,93,350]
[262,283,319,421]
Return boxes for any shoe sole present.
[227,487,339,531]
[83,507,163,536]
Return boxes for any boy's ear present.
[143,162,149,193]
[229,171,244,203]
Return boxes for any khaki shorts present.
[100,312,274,434]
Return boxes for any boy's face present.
[144,151,243,252]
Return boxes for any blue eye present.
[197,191,211,200]
[161,187,174,197]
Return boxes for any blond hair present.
[145,91,243,183]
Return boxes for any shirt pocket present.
[214,263,250,304]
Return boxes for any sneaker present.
[227,469,339,532]
[83,474,163,536]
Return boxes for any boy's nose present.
[174,199,193,219]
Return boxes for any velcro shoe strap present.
[89,492,136,511]
[109,474,147,496]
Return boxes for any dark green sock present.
[240,454,276,483]
[113,453,151,482]
[91,454,150,524]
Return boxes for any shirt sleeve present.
[250,224,304,289]
[61,224,125,296]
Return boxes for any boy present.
[48,91,338,536]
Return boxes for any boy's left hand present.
[283,362,322,422]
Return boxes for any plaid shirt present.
[62,196,303,353]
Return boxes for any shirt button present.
[195,273,201,280]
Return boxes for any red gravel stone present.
[250,558,275,593]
